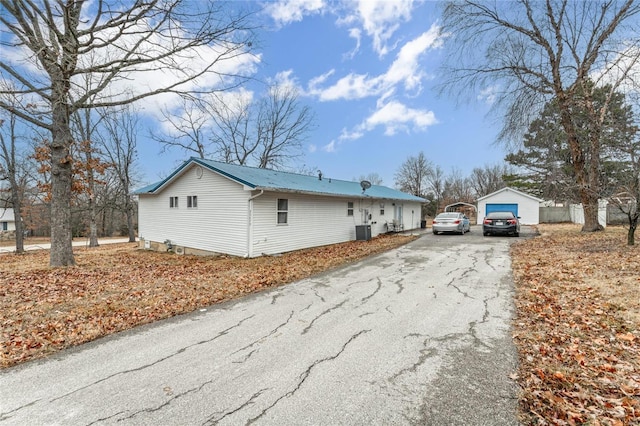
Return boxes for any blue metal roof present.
[134,157,426,202]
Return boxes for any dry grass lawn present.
[0,233,417,368]
[511,224,639,425]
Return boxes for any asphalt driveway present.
[0,227,523,425]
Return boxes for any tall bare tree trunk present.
[126,200,136,242]
[50,105,75,266]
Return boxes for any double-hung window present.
[277,199,288,224]
[187,195,198,208]
[169,196,178,208]
[347,202,354,216]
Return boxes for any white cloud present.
[477,85,499,105]
[339,128,365,141]
[344,0,416,57]
[308,24,442,102]
[323,140,337,152]
[265,0,326,26]
[308,144,317,153]
[361,100,437,136]
[311,72,377,101]
[344,27,362,60]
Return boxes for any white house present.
[135,158,426,258]
[477,187,543,225]
[0,208,15,232]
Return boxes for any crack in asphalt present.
[116,379,217,423]
[388,339,438,383]
[49,314,256,403]
[301,300,347,335]
[202,388,269,425]
[0,399,40,422]
[360,278,382,303]
[231,311,295,361]
[313,288,326,303]
[395,277,405,294]
[85,410,126,425]
[270,293,283,305]
[245,330,370,425]
[445,276,474,299]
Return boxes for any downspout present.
[247,190,264,258]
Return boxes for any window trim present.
[169,196,178,208]
[277,198,288,224]
[347,201,354,216]
[187,195,198,208]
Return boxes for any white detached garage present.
[477,187,542,225]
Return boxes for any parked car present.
[432,212,470,235]
[483,211,520,237]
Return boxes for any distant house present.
[477,187,543,225]
[0,208,15,232]
[135,158,426,258]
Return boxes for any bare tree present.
[357,173,384,185]
[151,96,210,159]
[208,92,259,165]
[444,168,474,203]
[426,165,445,213]
[97,105,140,243]
[0,105,32,253]
[469,164,512,198]
[0,1,256,266]
[256,84,315,169]
[394,152,434,197]
[441,0,640,232]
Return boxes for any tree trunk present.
[10,188,24,254]
[581,195,603,232]
[627,203,640,246]
[50,110,75,267]
[88,209,99,247]
[126,199,136,242]
[627,213,638,246]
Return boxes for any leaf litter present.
[1,234,416,368]
[511,224,639,425]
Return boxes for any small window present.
[380,209,384,216]
[347,202,354,216]
[187,195,198,208]
[169,196,178,208]
[1,222,6,231]
[277,198,288,224]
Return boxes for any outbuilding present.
[0,208,15,232]
[476,187,542,225]
[135,158,426,258]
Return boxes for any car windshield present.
[436,213,460,219]
[486,212,515,219]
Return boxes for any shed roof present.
[0,208,15,222]
[135,158,426,203]
[477,187,543,202]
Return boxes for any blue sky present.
[134,1,508,187]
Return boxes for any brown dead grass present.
[0,233,417,368]
[511,224,640,425]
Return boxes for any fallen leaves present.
[0,233,416,368]
[511,224,640,425]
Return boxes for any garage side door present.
[486,203,518,217]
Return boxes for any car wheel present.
[483,232,489,236]
[514,232,519,237]
[460,227,465,235]
[432,230,438,235]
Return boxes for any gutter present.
[246,190,265,258]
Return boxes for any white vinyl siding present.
[138,163,425,257]
[138,164,249,256]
